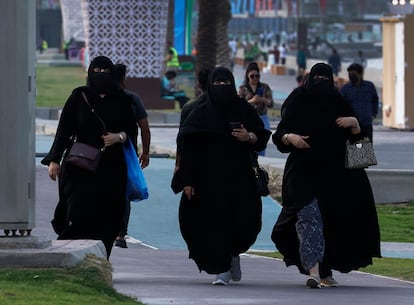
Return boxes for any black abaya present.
[41,86,137,258]
[174,67,271,274]
[271,81,381,275]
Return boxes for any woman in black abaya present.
[41,56,137,258]
[173,67,271,285]
[272,63,381,288]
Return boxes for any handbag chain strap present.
[248,149,260,171]
[81,91,107,134]
[70,91,107,151]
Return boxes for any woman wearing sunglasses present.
[238,62,274,156]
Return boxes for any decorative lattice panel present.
[61,0,85,42]
[82,0,168,78]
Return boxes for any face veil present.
[207,67,238,109]
[87,56,117,94]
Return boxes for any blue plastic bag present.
[123,138,149,202]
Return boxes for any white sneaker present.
[230,255,242,281]
[212,271,231,285]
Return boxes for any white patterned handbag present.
[345,138,377,169]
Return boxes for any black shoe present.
[114,239,127,248]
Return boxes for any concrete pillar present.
[0,1,36,236]
[381,14,414,130]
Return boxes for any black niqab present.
[207,67,239,109]
[181,67,246,135]
[305,62,341,103]
[87,56,118,95]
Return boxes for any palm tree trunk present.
[196,0,218,72]
[166,0,175,44]
[215,1,231,69]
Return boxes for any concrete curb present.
[0,239,106,268]
[367,169,414,204]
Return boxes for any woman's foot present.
[306,275,321,289]
[212,271,231,286]
[321,276,339,287]
[230,255,242,281]
[114,237,127,248]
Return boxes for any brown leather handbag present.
[65,141,104,172]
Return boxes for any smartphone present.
[257,87,264,97]
[229,121,242,130]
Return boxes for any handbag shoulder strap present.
[248,149,259,168]
[81,91,107,133]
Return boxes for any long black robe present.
[41,86,137,258]
[173,67,271,274]
[271,85,381,274]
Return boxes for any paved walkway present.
[34,164,414,305]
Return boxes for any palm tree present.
[215,0,231,68]
[195,0,218,73]
[166,0,175,44]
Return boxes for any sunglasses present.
[249,74,260,79]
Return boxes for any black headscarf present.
[305,62,340,100]
[180,67,246,135]
[206,67,239,109]
[87,56,118,95]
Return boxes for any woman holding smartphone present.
[238,62,274,155]
[173,67,271,285]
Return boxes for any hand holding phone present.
[229,121,242,130]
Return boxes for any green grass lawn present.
[0,255,143,305]
[35,65,196,109]
[376,201,414,242]
[36,66,86,107]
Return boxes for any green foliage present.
[376,201,414,242]
[360,257,414,282]
[36,66,86,107]
[0,255,143,305]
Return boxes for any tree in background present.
[196,0,218,72]
[196,0,231,73]
[215,0,232,69]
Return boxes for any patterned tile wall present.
[82,0,169,78]
[61,0,84,42]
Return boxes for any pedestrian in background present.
[353,50,367,70]
[113,63,151,248]
[41,56,138,259]
[161,71,190,109]
[269,44,280,64]
[238,62,274,156]
[279,43,288,65]
[173,67,271,285]
[164,40,180,72]
[327,48,341,77]
[340,63,379,142]
[271,63,381,288]
[296,44,307,76]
